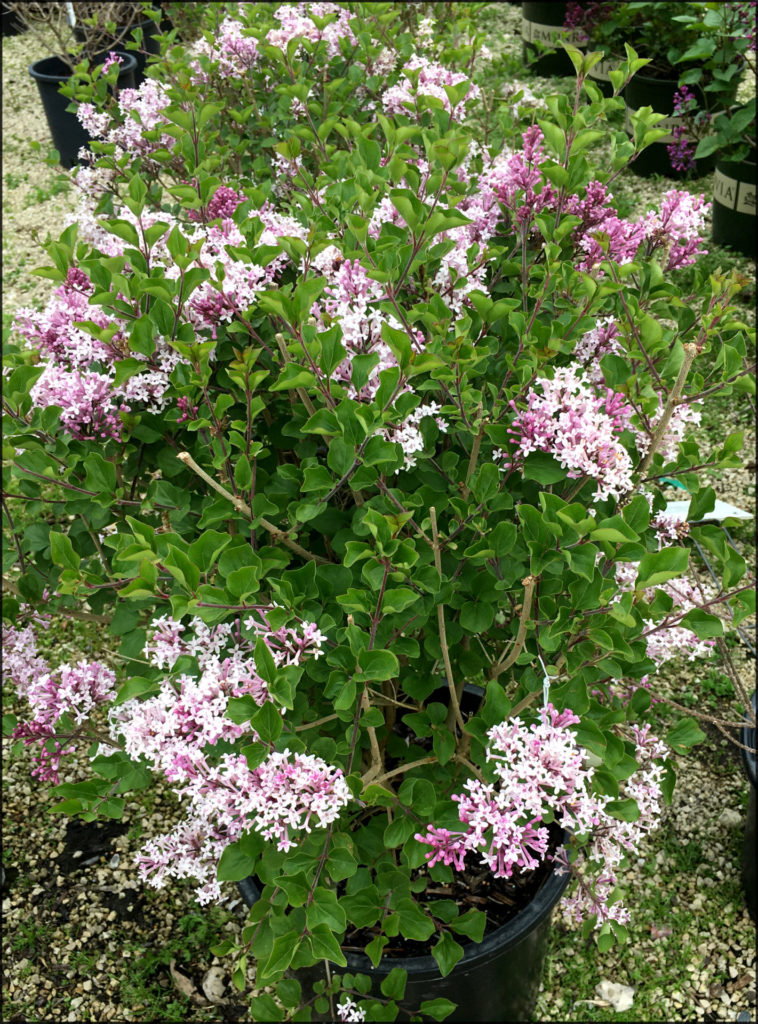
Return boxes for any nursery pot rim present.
[238,829,572,974]
[346,843,571,975]
[28,50,139,82]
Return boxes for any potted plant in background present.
[2,4,755,1021]
[8,1,161,168]
[564,1,754,178]
[667,2,756,256]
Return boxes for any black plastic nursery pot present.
[740,692,756,921]
[521,3,578,78]
[28,52,137,169]
[74,17,161,85]
[712,152,756,258]
[624,72,718,179]
[238,852,571,1022]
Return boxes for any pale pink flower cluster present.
[14,268,114,369]
[636,399,702,464]
[385,401,448,471]
[3,623,116,783]
[266,2,356,59]
[573,317,623,386]
[494,365,636,502]
[558,724,667,927]
[640,190,710,270]
[650,511,690,549]
[78,78,173,163]
[198,16,259,78]
[416,705,667,928]
[109,614,336,901]
[309,251,447,468]
[30,363,126,442]
[136,749,351,903]
[614,561,716,667]
[382,55,480,117]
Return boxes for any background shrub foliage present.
[2,2,755,1018]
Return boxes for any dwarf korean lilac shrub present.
[3,4,755,1020]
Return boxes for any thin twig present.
[429,507,467,747]
[637,343,698,479]
[176,451,329,565]
[489,575,537,679]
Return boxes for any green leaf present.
[50,532,80,570]
[217,833,263,881]
[357,649,399,680]
[666,717,706,754]
[419,998,457,1021]
[380,967,408,1001]
[522,452,565,484]
[261,933,300,981]
[308,924,347,966]
[590,515,639,544]
[307,887,346,932]
[432,932,464,977]
[605,798,641,822]
[636,548,689,590]
[450,908,486,942]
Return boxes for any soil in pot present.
[28,51,137,169]
[712,151,756,258]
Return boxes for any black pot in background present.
[74,17,161,85]
[2,2,25,36]
[238,852,570,1023]
[521,2,577,78]
[740,692,756,920]
[712,151,756,258]
[28,52,137,169]
[624,72,720,179]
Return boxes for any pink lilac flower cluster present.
[189,15,260,81]
[187,185,247,222]
[266,2,356,58]
[474,132,709,273]
[308,248,447,468]
[416,704,666,927]
[109,614,336,902]
[558,722,667,927]
[494,364,636,502]
[639,190,710,270]
[565,180,647,271]
[573,317,622,386]
[614,561,717,666]
[636,397,703,464]
[2,623,116,784]
[382,55,480,118]
[650,511,690,549]
[136,748,350,903]
[30,364,127,442]
[78,78,173,164]
[665,86,702,173]
[479,126,558,230]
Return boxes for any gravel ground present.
[2,8,757,1023]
